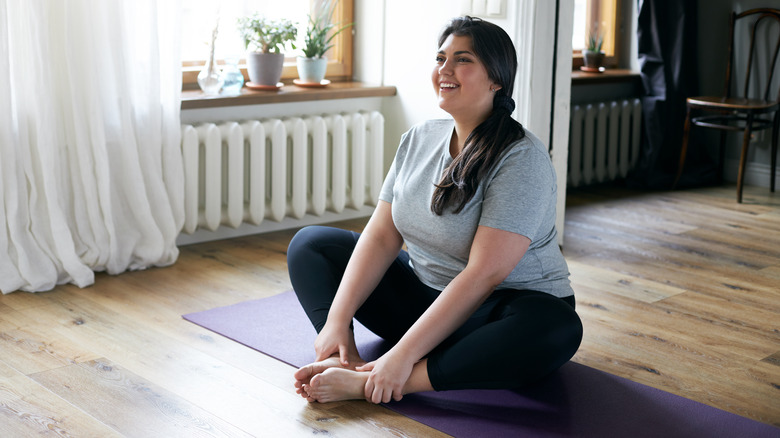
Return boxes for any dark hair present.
[431,16,525,215]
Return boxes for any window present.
[181,0,353,88]
[572,0,619,68]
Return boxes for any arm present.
[314,200,404,364]
[361,224,531,403]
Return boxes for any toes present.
[293,364,313,381]
[302,383,318,402]
[309,374,321,389]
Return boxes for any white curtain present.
[0,0,184,294]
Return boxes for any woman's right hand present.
[313,321,359,367]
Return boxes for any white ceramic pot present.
[246,52,284,85]
[296,56,328,83]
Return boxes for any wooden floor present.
[1,184,778,437]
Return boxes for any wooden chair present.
[673,8,780,203]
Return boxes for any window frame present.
[572,0,621,69]
[182,0,354,89]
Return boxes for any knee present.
[288,226,320,255]
[287,225,358,271]
[503,296,583,357]
[551,309,583,358]
[288,225,334,261]
[540,298,583,353]
[287,226,323,276]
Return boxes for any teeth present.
[440,83,458,88]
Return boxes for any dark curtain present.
[628,0,716,189]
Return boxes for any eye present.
[457,57,472,63]
[435,55,445,63]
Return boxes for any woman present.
[287,16,582,404]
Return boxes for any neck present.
[450,112,490,157]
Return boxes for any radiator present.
[180,111,384,234]
[568,99,642,187]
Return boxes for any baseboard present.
[722,159,779,188]
[176,205,375,246]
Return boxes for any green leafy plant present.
[586,27,604,53]
[237,14,298,54]
[301,0,353,59]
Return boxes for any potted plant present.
[237,14,297,86]
[582,27,605,72]
[296,0,352,84]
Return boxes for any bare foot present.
[293,355,366,398]
[302,368,369,403]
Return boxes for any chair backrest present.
[725,8,780,102]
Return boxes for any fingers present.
[368,387,401,404]
[363,373,403,404]
[364,376,373,400]
[339,344,350,367]
[363,374,384,403]
[355,361,375,372]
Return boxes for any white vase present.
[197,55,224,95]
[296,56,328,83]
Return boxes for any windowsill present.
[571,68,641,85]
[181,81,397,110]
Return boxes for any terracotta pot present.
[246,52,284,85]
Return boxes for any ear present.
[490,84,502,92]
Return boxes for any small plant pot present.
[246,52,284,85]
[583,50,605,70]
[296,56,328,83]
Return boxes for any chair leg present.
[771,112,779,193]
[736,115,754,203]
[717,130,728,185]
[673,106,693,189]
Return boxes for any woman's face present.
[431,34,498,122]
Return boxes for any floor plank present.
[30,358,254,437]
[0,360,121,437]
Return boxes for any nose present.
[438,59,453,75]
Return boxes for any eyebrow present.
[437,50,475,56]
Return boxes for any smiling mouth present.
[439,82,459,91]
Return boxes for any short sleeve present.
[378,156,397,204]
[479,141,556,243]
[378,130,413,204]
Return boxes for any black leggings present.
[287,225,583,391]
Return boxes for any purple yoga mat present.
[183,291,779,438]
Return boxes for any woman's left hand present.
[356,351,414,404]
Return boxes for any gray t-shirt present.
[379,119,573,298]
